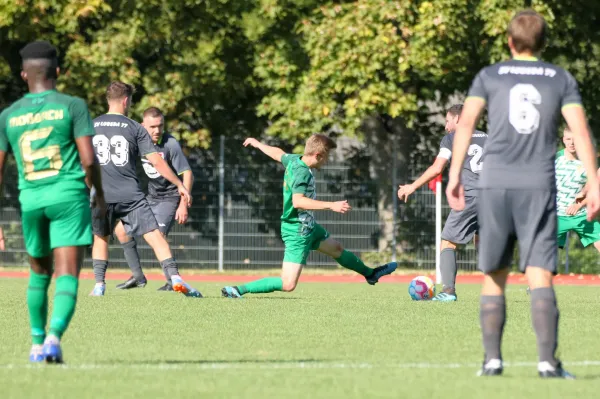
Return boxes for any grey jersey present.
[438,130,487,193]
[142,133,191,199]
[468,58,582,189]
[93,114,156,203]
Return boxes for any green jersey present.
[555,150,586,217]
[281,154,316,235]
[0,90,95,211]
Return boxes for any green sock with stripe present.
[48,275,79,339]
[237,277,283,295]
[27,271,51,345]
[335,250,373,277]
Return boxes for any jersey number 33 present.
[93,134,129,166]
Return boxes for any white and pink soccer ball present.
[408,276,435,300]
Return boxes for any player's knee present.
[525,266,553,289]
[144,229,166,246]
[282,280,298,292]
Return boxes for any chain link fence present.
[0,136,595,273]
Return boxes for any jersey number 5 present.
[19,127,63,181]
[509,83,542,134]
[93,134,129,166]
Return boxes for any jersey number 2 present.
[509,83,542,134]
[93,135,129,166]
[468,144,483,173]
[19,127,63,181]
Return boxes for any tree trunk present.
[362,115,412,253]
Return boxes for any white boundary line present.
[1,360,600,371]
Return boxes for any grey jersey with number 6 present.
[93,114,157,203]
[468,58,582,190]
[438,130,487,194]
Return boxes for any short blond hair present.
[304,134,337,155]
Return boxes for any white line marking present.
[1,360,600,371]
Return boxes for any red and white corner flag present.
[428,174,442,194]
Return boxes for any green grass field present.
[1,278,600,398]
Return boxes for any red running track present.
[1,271,600,285]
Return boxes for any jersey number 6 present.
[19,127,63,181]
[93,134,129,167]
[509,83,542,134]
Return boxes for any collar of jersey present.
[25,89,56,98]
[297,157,310,169]
[513,56,539,61]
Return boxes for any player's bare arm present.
[0,150,6,250]
[176,170,194,224]
[292,193,351,214]
[146,152,191,207]
[446,98,485,210]
[243,138,285,162]
[398,157,448,202]
[562,105,600,220]
[75,135,106,215]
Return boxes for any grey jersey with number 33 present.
[93,114,156,203]
[467,58,582,190]
[438,130,487,194]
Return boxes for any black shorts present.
[478,189,557,274]
[92,198,159,238]
[441,195,478,245]
[147,196,179,236]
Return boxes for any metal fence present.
[0,136,593,272]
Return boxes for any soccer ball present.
[408,276,435,300]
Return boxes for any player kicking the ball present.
[0,41,106,363]
[398,104,487,301]
[115,107,194,292]
[90,82,201,298]
[447,10,599,379]
[221,135,397,298]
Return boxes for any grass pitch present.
[1,278,599,398]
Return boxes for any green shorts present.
[21,199,93,258]
[557,214,600,248]
[281,222,330,265]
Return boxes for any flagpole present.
[435,177,442,284]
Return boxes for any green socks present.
[49,275,79,339]
[238,277,283,295]
[27,271,51,345]
[335,250,373,277]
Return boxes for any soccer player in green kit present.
[221,134,397,298]
[0,41,105,363]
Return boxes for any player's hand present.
[243,138,261,148]
[331,200,352,214]
[446,178,465,211]
[575,189,587,203]
[565,202,583,216]
[397,184,415,202]
[0,227,5,251]
[175,203,189,224]
[585,183,600,221]
[178,185,192,208]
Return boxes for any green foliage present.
[2,1,600,150]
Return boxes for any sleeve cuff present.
[437,148,452,160]
[466,96,486,104]
[561,103,583,110]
